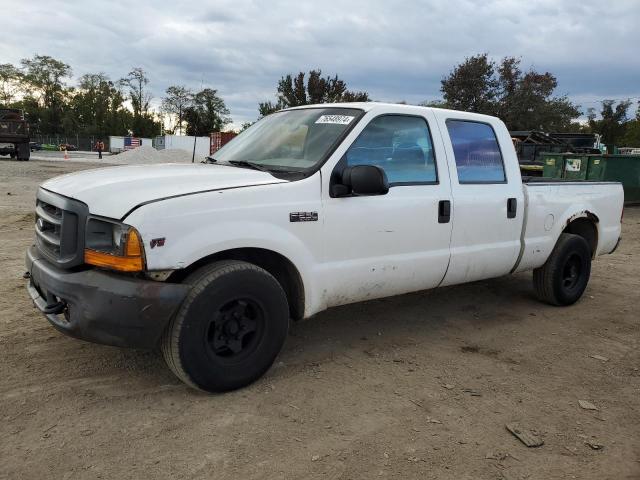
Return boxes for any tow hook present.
[43,300,66,315]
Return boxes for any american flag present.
[124,137,141,150]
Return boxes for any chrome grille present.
[34,189,87,268]
[35,200,63,257]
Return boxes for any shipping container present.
[109,136,152,153]
[210,132,238,155]
[154,135,210,156]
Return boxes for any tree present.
[587,100,633,147]
[0,63,22,106]
[420,99,448,108]
[69,73,131,137]
[441,53,498,114]
[183,88,231,135]
[161,85,193,135]
[621,120,640,147]
[497,59,580,131]
[0,58,169,136]
[120,67,150,117]
[105,76,134,136]
[20,54,72,132]
[120,67,159,136]
[436,54,580,131]
[19,96,44,133]
[259,69,369,117]
[619,102,640,147]
[239,121,254,132]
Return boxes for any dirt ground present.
[1,159,638,480]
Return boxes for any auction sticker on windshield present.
[315,115,355,125]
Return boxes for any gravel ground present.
[1,159,639,479]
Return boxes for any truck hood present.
[41,163,288,219]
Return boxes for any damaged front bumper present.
[25,245,189,349]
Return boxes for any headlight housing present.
[84,218,145,272]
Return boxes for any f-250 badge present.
[289,212,318,222]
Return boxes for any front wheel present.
[533,233,592,306]
[161,260,289,392]
[17,143,30,161]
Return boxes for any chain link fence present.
[31,134,110,152]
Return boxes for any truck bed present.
[514,181,624,273]
[522,176,621,185]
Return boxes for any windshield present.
[214,107,363,172]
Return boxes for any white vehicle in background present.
[26,103,624,392]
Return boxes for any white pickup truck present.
[26,103,624,392]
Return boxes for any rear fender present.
[561,209,600,257]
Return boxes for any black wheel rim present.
[562,253,582,290]
[206,298,265,361]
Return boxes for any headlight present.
[84,218,145,272]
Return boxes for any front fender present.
[156,219,317,273]
[123,178,324,316]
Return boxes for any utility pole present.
[192,127,197,163]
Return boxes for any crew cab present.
[25,103,624,392]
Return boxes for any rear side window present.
[345,115,437,184]
[446,120,506,183]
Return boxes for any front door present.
[319,111,453,309]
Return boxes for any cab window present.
[345,115,437,184]
[446,120,506,183]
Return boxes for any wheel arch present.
[169,247,305,321]
[562,211,599,258]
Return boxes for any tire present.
[533,233,591,306]
[17,143,30,161]
[161,260,289,392]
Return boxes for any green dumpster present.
[541,153,564,178]
[586,155,640,204]
[586,156,605,180]
[562,154,589,181]
[540,153,640,204]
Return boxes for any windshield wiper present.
[226,160,271,172]
[202,156,218,164]
[222,159,300,176]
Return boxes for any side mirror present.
[337,165,389,196]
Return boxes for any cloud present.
[1,0,638,125]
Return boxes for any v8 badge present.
[150,237,166,249]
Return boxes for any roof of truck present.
[286,101,423,112]
[284,102,498,121]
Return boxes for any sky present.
[2,0,639,128]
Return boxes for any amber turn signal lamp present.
[84,228,145,272]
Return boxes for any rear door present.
[433,112,524,286]
[320,109,453,308]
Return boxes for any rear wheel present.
[161,260,289,392]
[533,233,591,306]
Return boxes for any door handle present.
[507,198,517,218]
[438,200,451,223]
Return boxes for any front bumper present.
[25,245,189,349]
